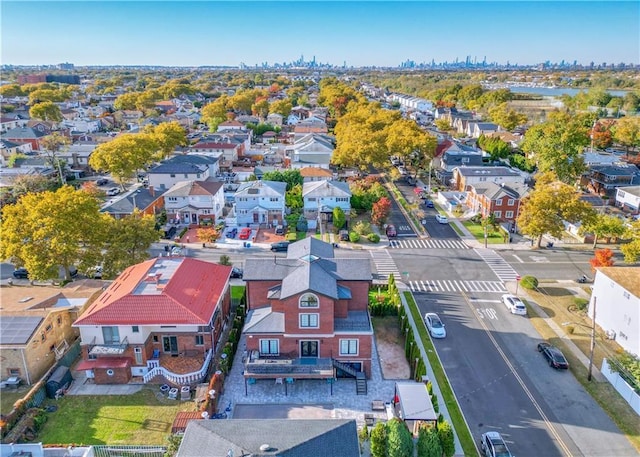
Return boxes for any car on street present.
[106,187,120,196]
[537,342,569,369]
[96,178,109,186]
[385,224,397,238]
[480,431,514,457]
[238,227,252,240]
[424,312,446,338]
[270,241,290,252]
[339,230,349,241]
[230,267,243,279]
[501,294,527,316]
[435,214,448,224]
[89,266,103,279]
[425,200,434,208]
[12,267,29,279]
[226,227,238,238]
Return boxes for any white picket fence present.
[143,349,212,385]
[602,358,640,415]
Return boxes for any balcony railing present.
[88,336,129,356]
[143,349,212,385]
[244,355,334,379]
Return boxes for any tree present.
[201,95,230,131]
[372,197,392,227]
[285,184,303,211]
[521,111,592,183]
[417,426,442,457]
[252,99,270,119]
[40,132,71,185]
[434,118,452,132]
[590,248,615,271]
[369,421,388,457]
[270,99,292,117]
[438,419,455,457]
[386,418,413,457]
[333,207,346,232]
[517,172,596,247]
[29,101,63,122]
[613,116,640,157]
[145,121,188,158]
[89,133,158,187]
[0,185,109,281]
[197,227,220,247]
[219,255,232,266]
[478,135,511,161]
[580,213,627,248]
[621,220,640,263]
[0,84,25,97]
[591,120,614,150]
[386,118,437,175]
[488,102,528,131]
[102,210,160,279]
[262,169,303,191]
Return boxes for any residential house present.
[0,138,33,166]
[59,143,97,171]
[300,166,334,182]
[242,238,374,380]
[233,180,286,226]
[589,267,639,356]
[436,142,484,185]
[453,166,526,192]
[164,180,224,225]
[290,106,311,120]
[74,257,232,385]
[470,122,500,138]
[266,112,283,126]
[189,140,242,165]
[3,127,50,150]
[293,117,328,135]
[101,186,165,219]
[176,419,359,457]
[465,182,529,226]
[216,120,245,131]
[0,165,54,188]
[236,114,260,125]
[0,114,29,133]
[302,180,351,230]
[286,133,334,170]
[60,119,101,134]
[147,161,212,191]
[154,100,177,114]
[581,164,640,201]
[0,281,104,385]
[615,186,640,215]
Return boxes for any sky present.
[1,1,639,67]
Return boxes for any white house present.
[61,119,101,133]
[302,180,351,229]
[163,180,225,225]
[147,162,211,191]
[286,133,334,170]
[233,180,287,226]
[615,186,640,215]
[266,113,283,126]
[589,267,639,356]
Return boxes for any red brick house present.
[74,257,232,385]
[242,238,373,385]
[465,182,529,224]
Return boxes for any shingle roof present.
[101,187,165,214]
[243,306,285,333]
[163,180,223,198]
[165,154,220,166]
[456,166,522,177]
[4,127,47,139]
[303,180,351,198]
[148,162,208,174]
[176,419,359,457]
[235,180,286,197]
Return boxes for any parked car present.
[238,227,252,240]
[425,200,434,208]
[275,225,285,235]
[12,267,29,279]
[339,230,350,241]
[106,187,120,196]
[480,431,514,457]
[435,214,448,224]
[96,178,109,186]
[385,224,397,238]
[501,294,527,316]
[230,267,243,279]
[537,342,569,369]
[424,313,446,338]
[89,266,103,279]
[226,227,238,238]
[270,241,290,252]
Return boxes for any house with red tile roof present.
[74,257,232,385]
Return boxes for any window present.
[45,323,53,333]
[184,174,189,178]
[102,326,120,345]
[340,339,358,355]
[496,198,503,205]
[336,197,349,202]
[168,197,177,202]
[57,316,62,326]
[49,344,55,352]
[153,335,159,342]
[308,197,316,202]
[505,211,514,218]
[9,369,20,377]
[299,293,319,308]
[493,211,501,219]
[259,339,279,355]
[270,197,279,202]
[170,174,176,178]
[132,326,139,333]
[195,335,204,346]
[507,199,515,206]
[299,313,319,328]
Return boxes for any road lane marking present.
[513,255,524,263]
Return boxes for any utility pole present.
[588,297,597,381]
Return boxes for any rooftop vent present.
[259,444,272,452]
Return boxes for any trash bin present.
[164,245,170,252]
[243,242,247,247]
[246,242,251,248]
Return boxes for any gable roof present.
[101,187,165,214]
[165,154,220,166]
[235,180,286,197]
[4,127,47,139]
[176,419,359,457]
[148,162,208,175]
[468,181,529,200]
[302,180,351,198]
[74,258,231,326]
[299,167,333,178]
[164,180,223,198]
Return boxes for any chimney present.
[149,185,154,197]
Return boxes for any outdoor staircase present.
[332,359,367,395]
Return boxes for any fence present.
[602,358,640,415]
[90,445,166,457]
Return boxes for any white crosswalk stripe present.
[389,238,469,250]
[370,250,402,281]
[473,248,520,282]
[408,280,508,293]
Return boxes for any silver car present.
[424,313,446,338]
[501,294,527,316]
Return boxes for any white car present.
[424,313,446,338]
[501,294,527,316]
[435,214,448,224]
[106,187,120,196]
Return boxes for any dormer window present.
[299,293,319,308]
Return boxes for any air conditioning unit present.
[605,330,616,340]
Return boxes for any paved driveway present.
[233,403,334,419]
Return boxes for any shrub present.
[437,419,455,457]
[574,297,589,311]
[353,220,373,236]
[349,232,361,243]
[370,421,388,457]
[367,233,381,243]
[520,275,538,290]
[359,425,370,443]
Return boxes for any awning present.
[394,382,437,421]
[76,357,131,370]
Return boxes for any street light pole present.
[588,296,597,381]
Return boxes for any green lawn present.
[230,285,245,302]
[37,388,193,445]
[1,388,27,416]
[462,221,506,245]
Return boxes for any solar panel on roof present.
[0,316,43,345]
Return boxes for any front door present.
[163,336,178,354]
[300,341,319,358]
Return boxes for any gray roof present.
[165,154,220,166]
[470,181,529,200]
[334,311,371,332]
[176,419,359,457]
[236,180,287,197]
[395,382,438,421]
[101,187,165,214]
[287,237,334,260]
[589,164,640,177]
[455,166,522,177]
[281,261,339,299]
[243,307,285,333]
[0,139,21,149]
[148,162,208,175]
[303,180,351,198]
[4,127,47,139]
[1,316,43,345]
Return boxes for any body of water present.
[508,86,630,98]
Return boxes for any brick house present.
[164,180,225,225]
[242,238,373,384]
[465,182,529,224]
[3,127,50,150]
[74,257,232,385]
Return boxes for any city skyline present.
[2,1,639,68]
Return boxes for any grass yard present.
[462,221,506,245]
[37,387,194,445]
[1,387,28,416]
[230,285,245,303]
[524,284,640,453]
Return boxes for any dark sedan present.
[270,241,290,252]
[537,342,569,369]
[230,267,243,279]
[12,267,29,279]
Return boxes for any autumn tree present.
[89,133,157,187]
[434,118,452,132]
[580,213,627,249]
[0,84,25,97]
[318,78,363,119]
[28,87,70,105]
[517,172,596,247]
[145,121,188,158]
[590,248,615,271]
[197,227,220,247]
[0,185,109,281]
[591,120,614,150]
[521,111,592,183]
[270,99,292,117]
[613,116,640,157]
[386,118,437,175]
[285,184,303,211]
[372,196,392,227]
[252,99,270,119]
[201,95,230,131]
[29,101,63,122]
[621,220,640,263]
[488,102,528,131]
[41,132,71,185]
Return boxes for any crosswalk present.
[389,238,469,250]
[409,280,507,293]
[370,250,401,281]
[473,248,520,282]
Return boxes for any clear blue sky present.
[2,1,638,67]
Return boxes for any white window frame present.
[259,339,279,355]
[505,211,514,218]
[496,198,503,205]
[299,313,319,328]
[299,293,319,308]
[507,199,515,206]
[339,339,358,356]
[493,211,502,219]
